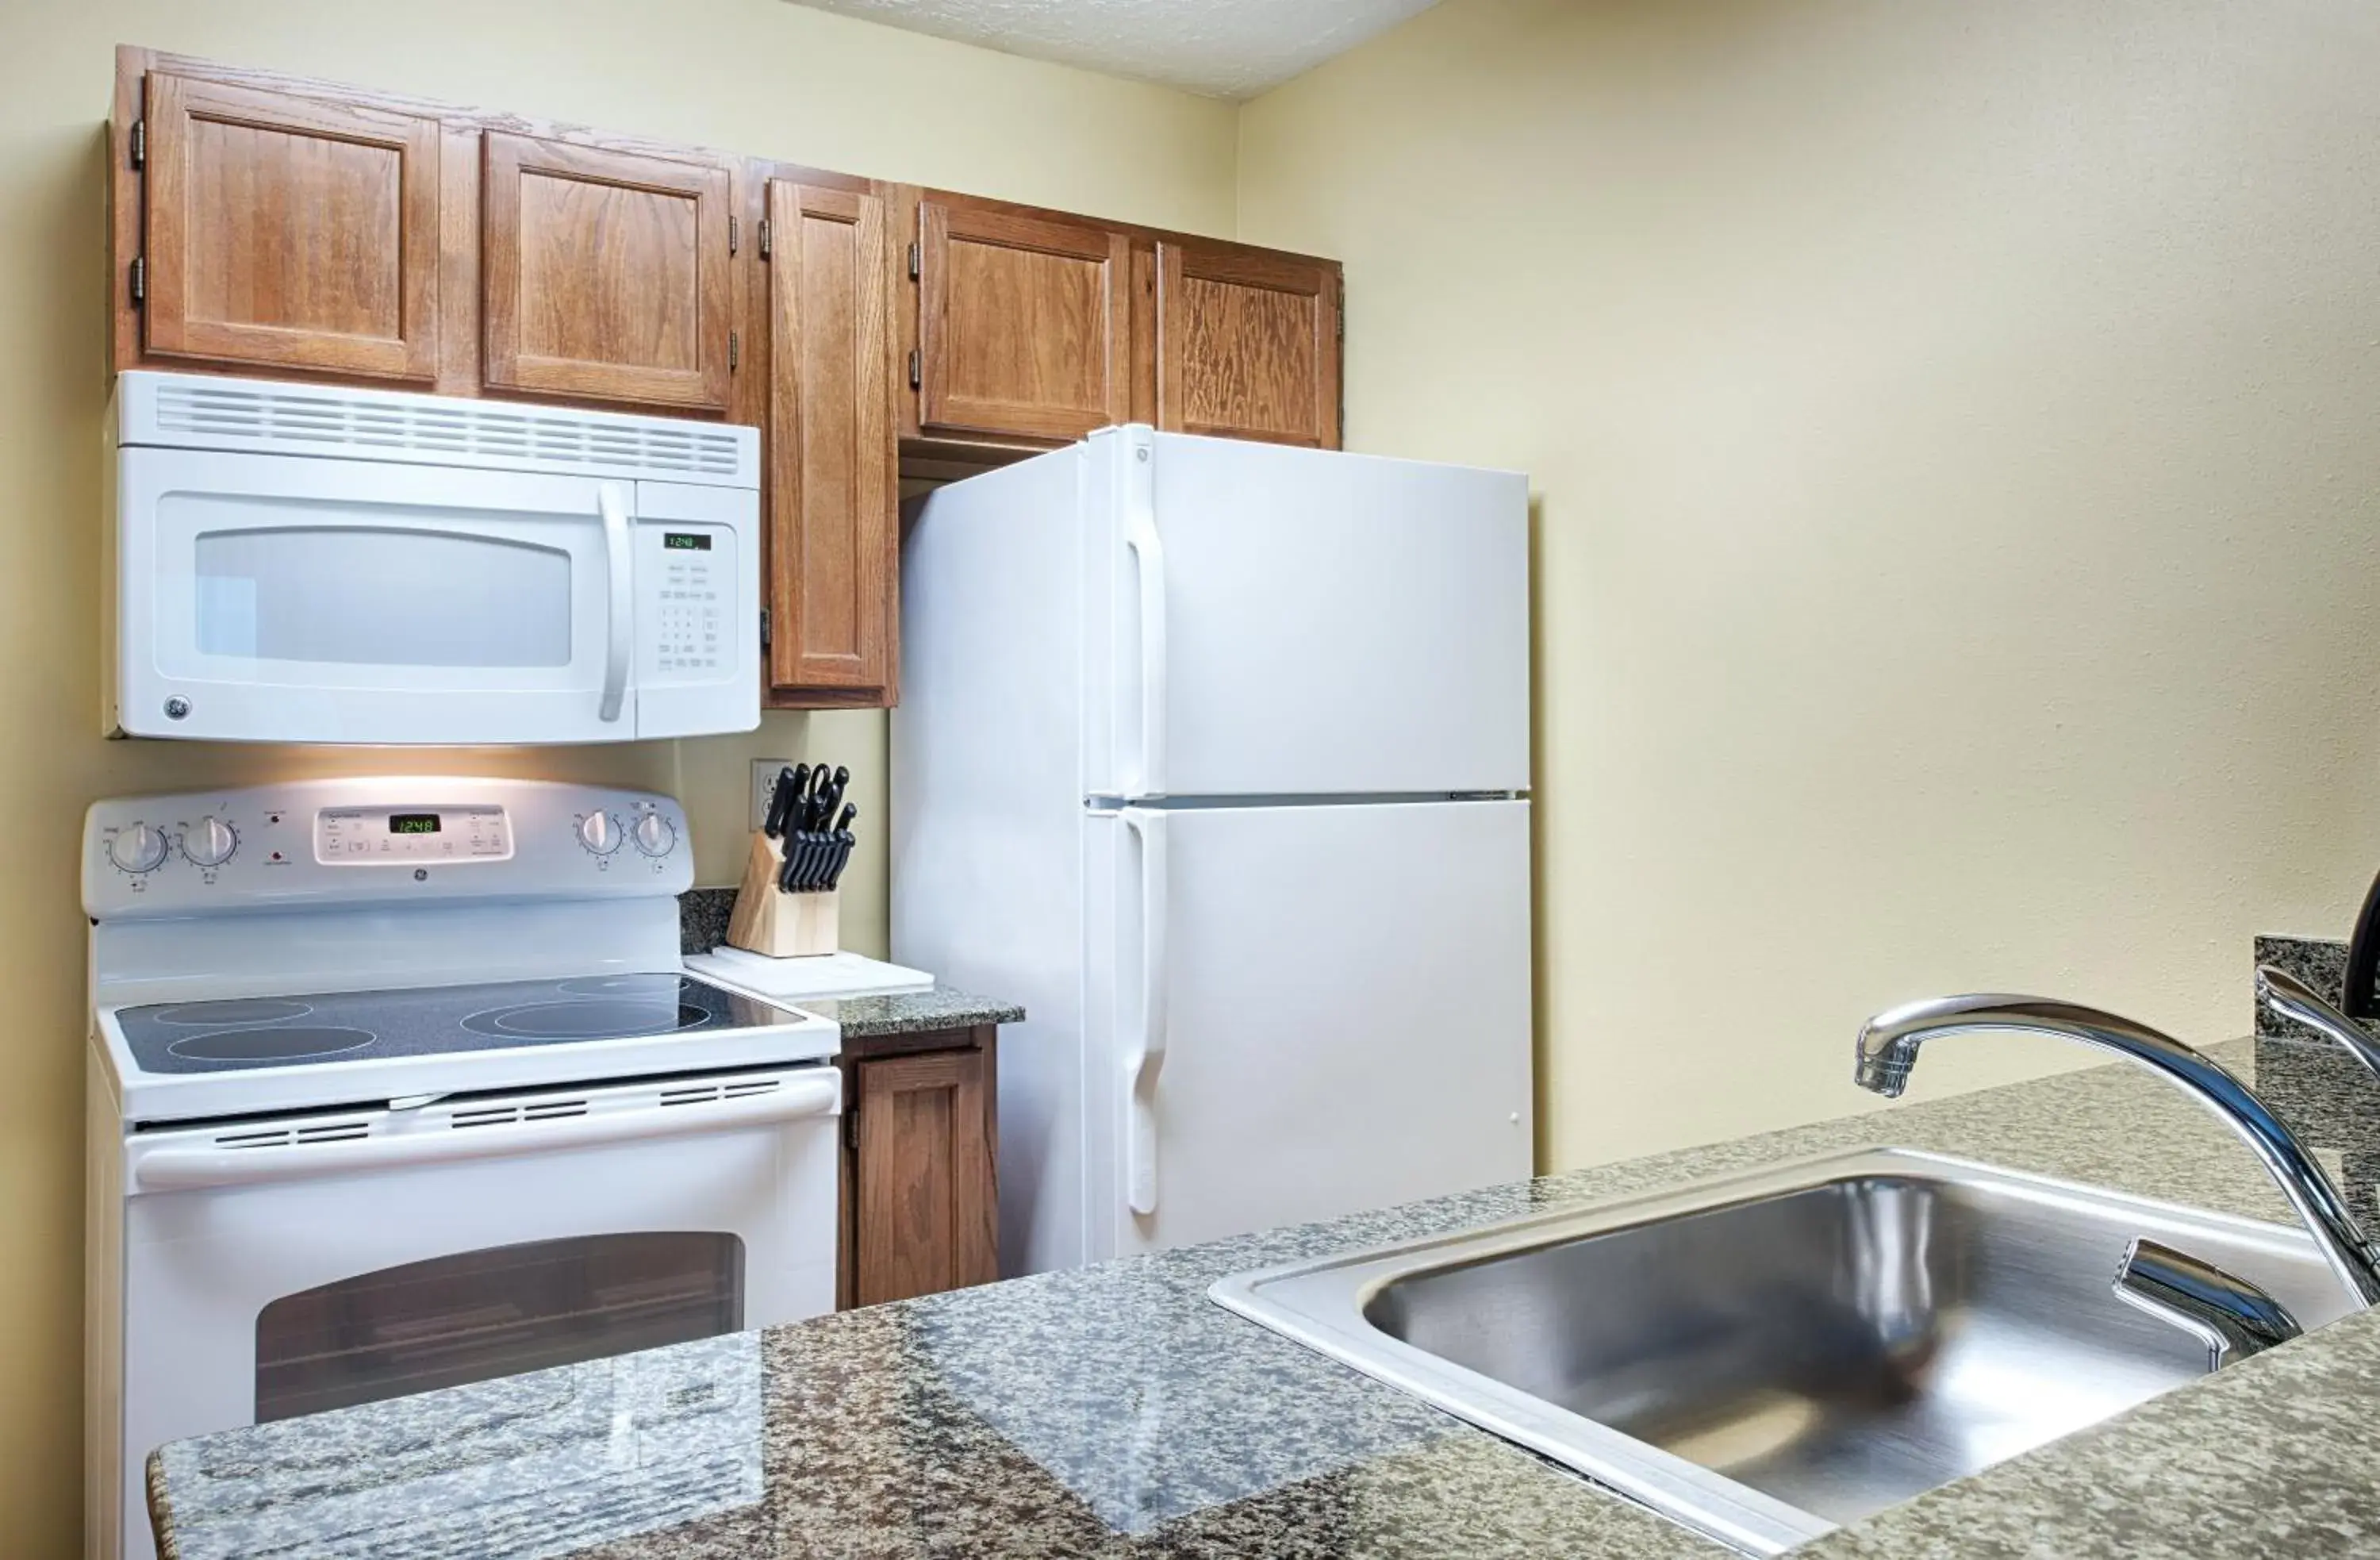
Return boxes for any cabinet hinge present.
[757,217,772,260]
[129,256,145,307]
[728,215,739,257]
[129,117,145,170]
[908,241,920,281]
[728,330,739,371]
[760,607,771,651]
[908,348,921,390]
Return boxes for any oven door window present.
[252,1232,744,1423]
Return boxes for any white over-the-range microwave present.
[106,371,762,744]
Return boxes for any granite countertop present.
[148,1032,2380,1560]
[801,984,1024,1040]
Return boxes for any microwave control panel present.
[641,523,731,681]
[84,779,691,918]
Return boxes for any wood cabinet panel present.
[917,197,1132,444]
[1157,241,1340,448]
[849,1044,998,1308]
[767,180,896,701]
[142,71,440,381]
[482,133,733,410]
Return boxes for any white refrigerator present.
[892,425,1532,1275]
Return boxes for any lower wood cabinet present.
[840,1024,999,1308]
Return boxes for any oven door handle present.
[128,1072,840,1193]
[597,480,635,724]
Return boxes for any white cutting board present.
[685,946,935,999]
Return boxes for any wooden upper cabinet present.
[1157,240,1341,448]
[481,134,735,411]
[767,179,896,702]
[140,71,441,382]
[915,195,1132,445]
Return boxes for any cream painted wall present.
[0,2,1235,1547]
[1237,0,2380,1170]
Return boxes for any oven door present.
[117,446,642,744]
[109,1066,838,1553]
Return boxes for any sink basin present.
[1211,1149,2351,1553]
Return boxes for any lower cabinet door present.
[849,1044,999,1306]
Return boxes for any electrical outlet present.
[750,759,795,832]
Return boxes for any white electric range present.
[83,778,839,1560]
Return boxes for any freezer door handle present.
[1120,805,1169,1215]
[126,1071,841,1193]
[1120,433,1169,795]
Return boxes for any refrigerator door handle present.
[1121,434,1169,795]
[1119,805,1169,1215]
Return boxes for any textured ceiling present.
[783,0,1442,98]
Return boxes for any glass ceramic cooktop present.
[116,974,806,1075]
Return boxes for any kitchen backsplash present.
[2255,936,2373,1039]
[681,888,739,955]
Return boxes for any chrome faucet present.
[1854,993,2380,1312]
[2255,964,2380,1083]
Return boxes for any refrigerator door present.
[1080,799,1533,1263]
[1083,428,1530,800]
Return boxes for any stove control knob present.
[182,816,238,868]
[632,813,678,858]
[576,811,622,856]
[107,822,169,874]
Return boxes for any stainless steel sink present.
[1211,1149,2353,1554]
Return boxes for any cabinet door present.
[916,197,1132,444]
[767,181,895,701]
[1156,241,1341,448]
[850,1047,997,1307]
[141,71,441,382]
[482,133,733,410]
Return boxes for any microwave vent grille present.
[148,380,747,482]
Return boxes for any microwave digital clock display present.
[662,532,712,551]
[387,813,442,835]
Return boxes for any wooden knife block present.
[724,832,840,958]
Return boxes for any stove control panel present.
[318,805,512,865]
[85,779,692,919]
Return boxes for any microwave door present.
[117,448,636,744]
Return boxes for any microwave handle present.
[597,482,634,724]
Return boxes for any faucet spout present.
[2255,964,2380,1084]
[1854,993,2380,1308]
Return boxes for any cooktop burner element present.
[462,1000,708,1041]
[114,974,804,1077]
[164,1027,377,1062]
[154,999,314,1027]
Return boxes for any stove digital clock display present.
[387,813,442,835]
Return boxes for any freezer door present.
[1081,800,1533,1263]
[1084,428,1530,798]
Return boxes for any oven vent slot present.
[660,1078,783,1108]
[212,1119,371,1150]
[447,1097,592,1129]
[145,379,750,483]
